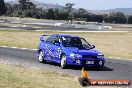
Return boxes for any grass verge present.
[0,30,132,59]
[0,63,81,88]
[0,63,120,88]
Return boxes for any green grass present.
[0,63,82,88]
[0,30,132,59]
[0,63,120,88]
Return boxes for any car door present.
[51,36,62,63]
[45,35,56,61]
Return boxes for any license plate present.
[86,61,94,64]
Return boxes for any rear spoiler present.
[40,34,50,42]
[42,34,50,36]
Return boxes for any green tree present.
[4,0,47,19]
[64,3,75,20]
[17,0,37,18]
[58,10,69,20]
[5,3,13,16]
[54,9,60,20]
[35,8,47,19]
[0,0,7,15]
[65,3,75,13]
[13,10,22,17]
[77,8,88,17]
[102,14,109,23]
[46,9,55,19]
[108,12,126,24]
[128,16,132,24]
[19,0,29,10]
[74,8,91,21]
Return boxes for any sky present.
[5,0,132,10]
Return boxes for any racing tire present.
[60,54,67,69]
[38,50,46,63]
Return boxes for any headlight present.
[70,54,82,58]
[75,54,82,58]
[70,54,75,58]
[97,55,104,59]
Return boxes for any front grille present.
[82,55,97,59]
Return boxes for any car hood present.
[66,47,103,56]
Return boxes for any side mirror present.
[91,45,95,48]
[54,42,61,46]
[40,36,44,42]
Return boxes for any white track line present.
[61,31,129,33]
[0,46,37,51]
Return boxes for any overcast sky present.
[5,0,132,10]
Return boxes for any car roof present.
[55,34,80,38]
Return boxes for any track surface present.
[0,23,97,31]
[0,47,132,83]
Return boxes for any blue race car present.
[37,34,105,69]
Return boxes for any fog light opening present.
[76,60,81,64]
[99,61,103,66]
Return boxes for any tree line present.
[1,0,132,24]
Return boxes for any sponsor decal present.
[78,67,131,86]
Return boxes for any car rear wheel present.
[60,54,67,69]
[38,51,46,63]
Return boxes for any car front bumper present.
[66,58,105,67]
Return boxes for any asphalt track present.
[0,46,132,86]
[0,23,97,31]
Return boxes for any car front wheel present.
[60,54,67,69]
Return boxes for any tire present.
[38,50,46,63]
[60,54,67,69]
[79,77,90,86]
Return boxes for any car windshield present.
[62,36,92,49]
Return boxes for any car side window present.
[53,36,61,45]
[46,35,56,44]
